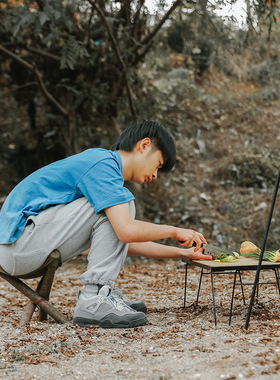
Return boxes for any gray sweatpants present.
[0,197,135,288]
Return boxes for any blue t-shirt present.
[0,149,134,244]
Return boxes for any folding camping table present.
[182,166,280,328]
[182,256,280,325]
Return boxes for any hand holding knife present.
[179,241,224,259]
[177,231,207,252]
[176,230,222,259]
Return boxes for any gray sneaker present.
[73,285,147,328]
[112,288,147,313]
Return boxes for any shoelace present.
[107,294,132,311]
[112,289,129,302]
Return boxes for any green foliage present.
[0,0,168,160]
[165,3,235,76]
[247,60,280,86]
[60,36,90,70]
[1,0,280,177]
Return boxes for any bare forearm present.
[123,220,177,243]
[105,203,207,249]
[128,241,211,261]
[128,241,181,259]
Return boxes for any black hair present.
[111,120,176,172]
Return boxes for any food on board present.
[213,251,239,262]
[240,241,260,255]
[240,240,280,262]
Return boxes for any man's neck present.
[118,150,134,181]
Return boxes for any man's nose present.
[152,170,158,179]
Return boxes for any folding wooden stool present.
[0,250,69,325]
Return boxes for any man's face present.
[132,143,164,185]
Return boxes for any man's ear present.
[137,138,151,153]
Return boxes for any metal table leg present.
[238,271,246,305]
[183,263,188,308]
[210,271,217,325]
[229,270,238,325]
[196,268,204,306]
[274,268,280,295]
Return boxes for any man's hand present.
[174,229,207,251]
[182,247,212,261]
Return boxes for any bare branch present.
[1,82,37,97]
[87,0,137,120]
[0,44,68,118]
[133,41,153,64]
[32,63,68,118]
[244,0,257,36]
[0,44,33,70]
[26,45,88,70]
[197,0,233,54]
[139,0,183,47]
[85,8,95,44]
[26,46,61,62]
[130,0,184,64]
[133,0,145,40]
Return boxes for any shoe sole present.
[129,303,147,313]
[73,314,148,329]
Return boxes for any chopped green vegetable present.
[245,249,280,262]
[213,251,239,262]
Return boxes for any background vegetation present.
[1,0,280,250]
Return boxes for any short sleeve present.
[77,158,134,213]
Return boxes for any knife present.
[180,241,225,258]
[202,244,226,258]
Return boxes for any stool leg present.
[20,277,45,326]
[20,303,36,326]
[0,273,68,324]
[38,265,56,321]
[20,265,56,324]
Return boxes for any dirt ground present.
[1,254,280,380]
